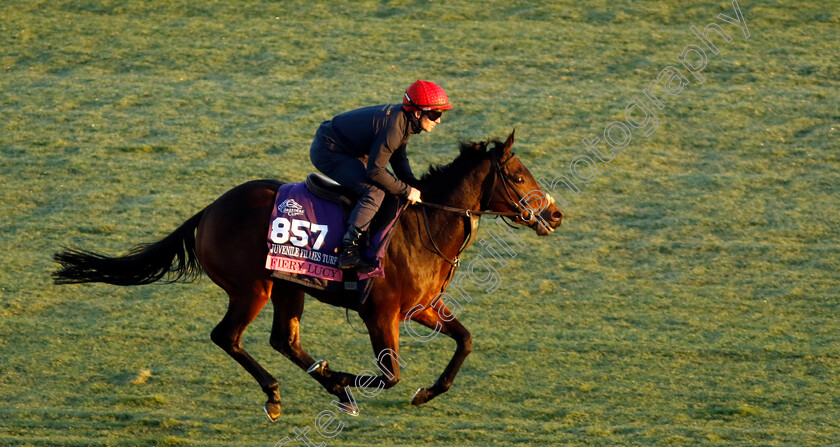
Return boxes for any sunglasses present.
[424,110,444,121]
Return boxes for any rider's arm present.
[366,117,412,196]
[389,144,419,188]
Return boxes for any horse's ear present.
[503,129,515,154]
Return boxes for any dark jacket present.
[323,104,421,196]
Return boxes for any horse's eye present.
[515,176,525,184]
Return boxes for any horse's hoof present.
[307,360,328,375]
[337,400,360,417]
[411,387,431,406]
[264,401,282,421]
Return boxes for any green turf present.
[1,0,839,445]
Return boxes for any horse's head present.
[483,130,564,236]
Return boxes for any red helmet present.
[403,80,453,112]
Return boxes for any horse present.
[53,130,563,420]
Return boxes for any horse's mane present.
[417,140,503,201]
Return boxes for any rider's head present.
[403,80,452,132]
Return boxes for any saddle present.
[304,173,356,209]
[265,174,404,301]
[304,172,402,244]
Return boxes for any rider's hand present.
[407,187,422,205]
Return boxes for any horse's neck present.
[385,160,490,302]
[431,158,490,210]
[419,163,489,255]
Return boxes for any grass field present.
[2,0,839,445]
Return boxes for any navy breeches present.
[310,125,385,231]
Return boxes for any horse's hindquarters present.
[196,180,282,292]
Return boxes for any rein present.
[416,201,519,218]
[415,150,539,223]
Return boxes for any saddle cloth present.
[266,174,403,297]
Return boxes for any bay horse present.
[53,131,563,420]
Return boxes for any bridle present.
[415,147,555,290]
[418,148,551,229]
[483,149,553,229]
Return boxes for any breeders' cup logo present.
[278,199,305,217]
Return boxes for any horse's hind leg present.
[268,284,362,414]
[406,303,472,405]
[210,288,282,420]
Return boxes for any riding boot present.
[337,225,374,271]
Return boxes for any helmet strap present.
[406,108,423,134]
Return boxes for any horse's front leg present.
[311,306,403,416]
[301,308,404,417]
[363,308,403,386]
[405,302,472,405]
[296,307,403,416]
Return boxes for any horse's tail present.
[53,210,205,286]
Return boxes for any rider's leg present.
[337,184,384,270]
[310,142,385,270]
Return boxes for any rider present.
[309,80,452,270]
